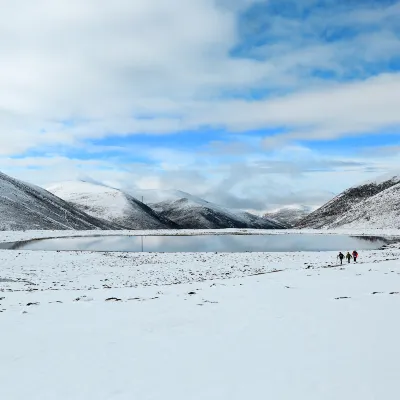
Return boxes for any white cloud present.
[193,73,400,143]
[0,0,272,152]
[1,0,400,210]
[0,0,399,154]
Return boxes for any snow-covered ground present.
[1,230,400,399]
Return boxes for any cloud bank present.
[1,0,399,212]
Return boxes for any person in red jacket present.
[352,250,358,262]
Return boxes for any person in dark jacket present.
[346,252,352,263]
[337,252,344,265]
[352,250,358,262]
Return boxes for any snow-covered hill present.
[0,172,116,231]
[297,173,400,229]
[327,182,400,229]
[150,190,286,229]
[47,181,179,230]
[264,205,313,227]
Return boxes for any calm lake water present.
[0,234,389,252]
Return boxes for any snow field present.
[1,239,400,399]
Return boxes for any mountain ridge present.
[150,191,286,229]
[296,173,400,229]
[0,172,117,231]
[47,181,179,230]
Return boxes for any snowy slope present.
[150,190,286,229]
[0,172,117,231]
[47,181,179,230]
[297,173,400,229]
[264,205,313,227]
[328,182,400,229]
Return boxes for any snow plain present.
[1,229,400,400]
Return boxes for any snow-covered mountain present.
[0,172,116,231]
[150,190,286,229]
[47,181,179,230]
[296,173,400,229]
[328,182,400,229]
[263,205,313,227]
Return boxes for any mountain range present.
[44,181,285,230]
[47,184,284,230]
[1,169,399,231]
[149,190,285,229]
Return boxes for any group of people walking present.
[337,250,358,265]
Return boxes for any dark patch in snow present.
[105,297,122,302]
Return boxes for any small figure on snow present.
[346,252,352,263]
[337,251,344,265]
[352,250,358,263]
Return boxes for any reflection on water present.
[3,234,389,252]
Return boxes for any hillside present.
[47,181,179,230]
[297,173,400,229]
[150,190,286,229]
[0,172,116,230]
[328,182,400,229]
[264,205,313,227]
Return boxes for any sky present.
[1,0,400,213]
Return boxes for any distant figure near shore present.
[337,251,344,265]
[352,250,358,262]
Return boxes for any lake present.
[0,234,390,252]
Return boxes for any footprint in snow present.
[74,296,94,302]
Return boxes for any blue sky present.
[1,0,400,212]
